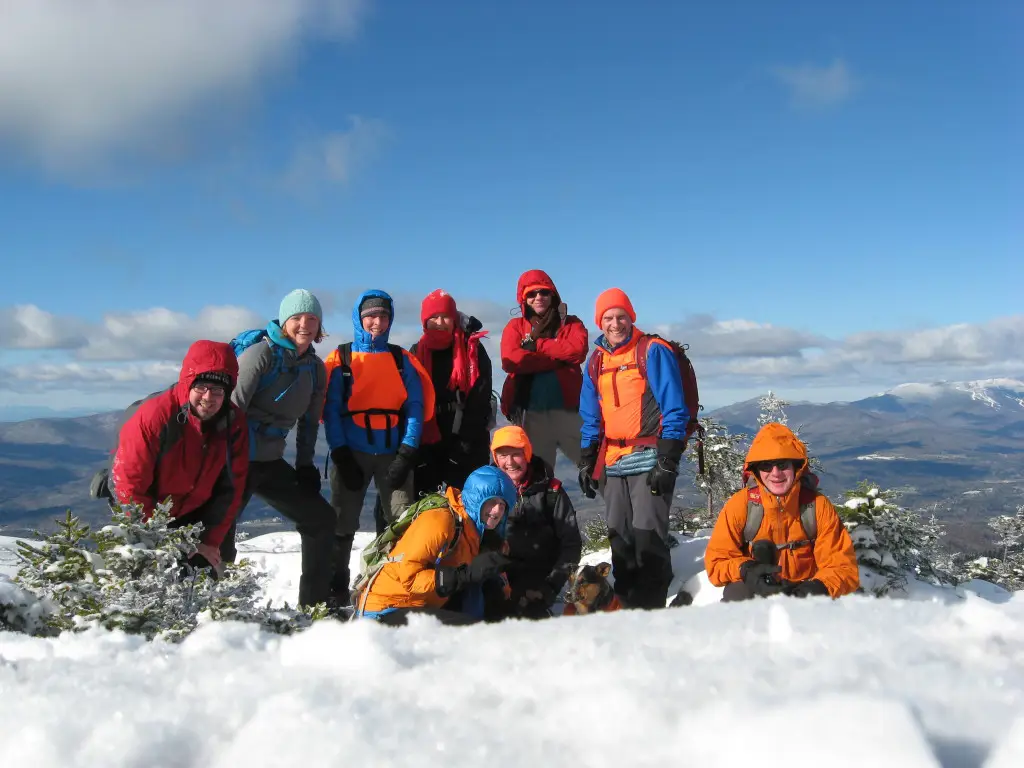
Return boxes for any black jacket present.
[505,457,582,595]
[410,315,493,449]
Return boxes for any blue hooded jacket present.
[457,465,518,619]
[324,289,425,454]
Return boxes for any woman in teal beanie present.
[224,289,337,608]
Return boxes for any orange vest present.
[344,351,407,433]
[593,328,665,466]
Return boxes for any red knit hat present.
[594,288,636,327]
[421,289,458,329]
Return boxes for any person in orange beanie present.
[490,426,582,618]
[578,288,690,609]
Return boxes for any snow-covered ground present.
[1,532,1023,767]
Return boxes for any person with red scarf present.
[411,289,494,495]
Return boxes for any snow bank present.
[1,594,1022,766]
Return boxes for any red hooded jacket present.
[500,269,589,416]
[111,340,249,547]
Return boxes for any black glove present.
[435,551,512,597]
[521,337,537,352]
[740,560,784,596]
[647,438,684,497]
[296,464,321,494]
[385,444,417,489]
[578,442,599,499]
[784,579,829,598]
[331,446,364,492]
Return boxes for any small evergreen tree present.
[581,518,610,554]
[984,506,1024,591]
[757,391,789,427]
[688,416,748,528]
[838,482,953,595]
[14,501,324,640]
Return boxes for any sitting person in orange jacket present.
[705,422,859,601]
[355,465,517,625]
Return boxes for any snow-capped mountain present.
[859,378,1024,415]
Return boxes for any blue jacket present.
[324,290,425,455]
[580,332,688,448]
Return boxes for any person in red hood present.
[500,270,589,468]
[110,340,249,572]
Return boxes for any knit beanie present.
[279,289,323,325]
[359,295,391,319]
[490,425,533,463]
[193,371,232,390]
[594,288,636,327]
[421,289,458,328]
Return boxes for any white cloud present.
[0,305,88,349]
[0,0,368,175]
[0,361,179,392]
[283,116,389,193]
[772,58,858,108]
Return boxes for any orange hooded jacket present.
[361,486,482,613]
[704,423,859,598]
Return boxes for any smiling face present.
[283,312,320,353]
[361,311,391,339]
[600,308,633,346]
[753,460,798,496]
[479,499,507,530]
[525,289,553,315]
[189,383,226,421]
[492,447,529,484]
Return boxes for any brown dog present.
[563,562,623,616]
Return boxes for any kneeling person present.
[355,465,517,625]
[704,423,859,601]
[490,426,582,618]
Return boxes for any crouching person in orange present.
[705,423,859,601]
[354,465,517,626]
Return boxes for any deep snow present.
[1,532,1022,767]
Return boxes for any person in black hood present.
[488,426,582,619]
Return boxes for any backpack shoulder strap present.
[387,343,405,373]
[586,348,604,385]
[742,486,764,546]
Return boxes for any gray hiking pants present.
[600,471,674,609]
[521,408,583,468]
[329,450,414,537]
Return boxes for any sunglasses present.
[525,289,553,300]
[751,459,800,473]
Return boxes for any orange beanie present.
[594,288,636,327]
[490,426,533,463]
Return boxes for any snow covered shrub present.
[14,501,324,640]
[838,482,951,596]
[688,416,747,527]
[0,575,54,635]
[981,506,1024,591]
[581,518,609,554]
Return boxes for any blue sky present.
[0,0,1021,417]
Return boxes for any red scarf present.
[415,326,488,443]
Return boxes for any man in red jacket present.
[111,340,249,572]
[500,269,589,468]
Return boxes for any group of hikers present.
[98,269,860,624]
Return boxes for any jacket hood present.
[177,340,239,394]
[521,455,555,496]
[515,269,560,316]
[743,422,809,499]
[351,289,395,351]
[265,320,297,351]
[460,465,518,539]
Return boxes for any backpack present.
[742,475,819,553]
[88,388,238,503]
[230,328,319,397]
[326,342,436,449]
[587,333,705,469]
[351,492,464,613]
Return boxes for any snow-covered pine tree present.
[687,416,748,529]
[984,506,1024,591]
[14,501,323,640]
[838,482,952,595]
[581,517,610,554]
[757,391,789,427]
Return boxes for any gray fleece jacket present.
[231,337,327,466]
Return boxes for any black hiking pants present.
[220,458,335,608]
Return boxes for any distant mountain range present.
[2,378,1022,553]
